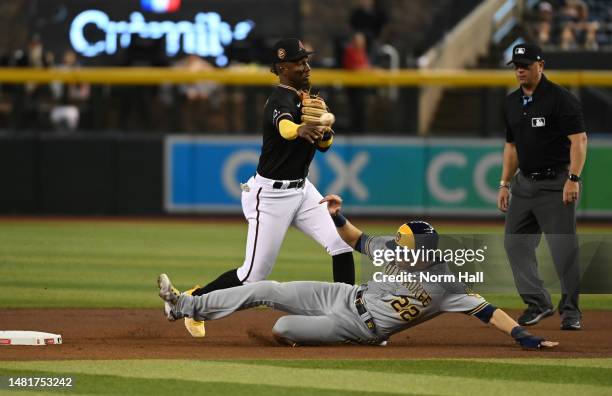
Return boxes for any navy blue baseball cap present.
[507,43,544,65]
[272,38,315,63]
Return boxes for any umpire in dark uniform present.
[497,43,587,330]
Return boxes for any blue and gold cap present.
[392,221,438,250]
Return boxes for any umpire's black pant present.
[504,170,581,320]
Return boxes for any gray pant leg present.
[174,280,375,345]
[504,174,553,311]
[176,280,328,320]
[272,289,377,345]
[533,188,580,319]
[272,315,344,345]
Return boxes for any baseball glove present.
[301,94,329,125]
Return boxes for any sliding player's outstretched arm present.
[463,300,559,349]
[319,194,362,249]
[489,307,558,348]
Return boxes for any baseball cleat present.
[183,285,206,338]
[184,317,206,337]
[157,274,180,321]
[560,317,581,330]
[517,307,554,326]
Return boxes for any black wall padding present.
[115,136,163,214]
[39,135,116,214]
[0,134,38,213]
[0,133,164,215]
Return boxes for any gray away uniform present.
[171,235,490,345]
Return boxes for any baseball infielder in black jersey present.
[157,194,558,349]
[181,39,355,337]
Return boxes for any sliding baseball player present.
[158,194,558,349]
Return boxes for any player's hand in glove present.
[319,194,343,216]
[301,93,329,125]
[511,326,559,349]
[301,93,336,128]
[298,92,335,147]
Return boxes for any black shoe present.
[561,317,581,330]
[518,307,554,326]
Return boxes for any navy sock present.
[332,252,355,285]
[192,269,242,296]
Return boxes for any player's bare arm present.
[564,132,587,204]
[497,142,518,212]
[319,194,363,249]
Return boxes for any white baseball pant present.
[236,174,353,283]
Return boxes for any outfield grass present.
[1,220,612,396]
[0,359,611,395]
[1,220,611,309]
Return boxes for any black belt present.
[355,289,376,333]
[522,167,565,181]
[272,179,305,189]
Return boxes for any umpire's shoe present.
[517,307,554,326]
[561,317,581,331]
[183,285,206,338]
[157,274,180,321]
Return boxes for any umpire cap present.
[272,38,314,63]
[507,43,544,65]
[392,221,439,250]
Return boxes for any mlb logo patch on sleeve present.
[532,117,546,127]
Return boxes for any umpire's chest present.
[507,98,558,138]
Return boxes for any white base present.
[0,331,62,346]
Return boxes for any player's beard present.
[283,74,306,91]
[294,73,310,91]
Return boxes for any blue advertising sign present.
[165,136,503,215]
[165,135,612,217]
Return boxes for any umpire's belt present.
[272,179,305,189]
[355,289,377,333]
[522,167,566,181]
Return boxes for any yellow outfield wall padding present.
[0,67,611,87]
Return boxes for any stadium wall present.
[165,135,612,218]
[2,133,610,218]
[0,133,163,214]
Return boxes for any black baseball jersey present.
[256,85,320,180]
[504,74,586,173]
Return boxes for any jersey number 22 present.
[391,297,421,322]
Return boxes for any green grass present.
[0,359,611,395]
[0,220,611,309]
[1,220,611,395]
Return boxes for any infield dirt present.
[1,309,611,360]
